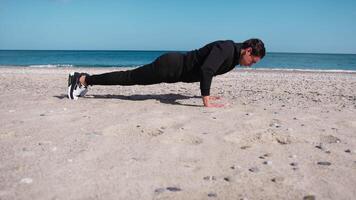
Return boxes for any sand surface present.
[0,67,356,200]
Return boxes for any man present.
[68,38,265,107]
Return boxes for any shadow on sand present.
[54,93,202,107]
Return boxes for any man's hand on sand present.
[205,103,225,108]
[202,96,225,108]
[209,96,222,100]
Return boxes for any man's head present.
[239,38,265,67]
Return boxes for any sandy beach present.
[0,67,355,200]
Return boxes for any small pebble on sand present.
[271,176,285,183]
[154,188,165,193]
[263,160,272,165]
[20,178,33,184]
[203,176,216,181]
[223,177,231,182]
[345,149,351,153]
[269,122,281,128]
[166,187,181,192]
[303,195,316,200]
[315,144,332,154]
[249,167,259,173]
[264,153,272,157]
[317,161,331,166]
[290,162,298,167]
[208,193,217,197]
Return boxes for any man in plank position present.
[68,38,265,107]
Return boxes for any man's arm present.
[199,42,232,107]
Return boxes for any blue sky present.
[0,0,355,53]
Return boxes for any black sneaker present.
[67,72,89,100]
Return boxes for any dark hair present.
[242,38,265,58]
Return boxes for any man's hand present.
[202,96,224,108]
[209,96,222,100]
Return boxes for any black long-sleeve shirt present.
[181,40,242,96]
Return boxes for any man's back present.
[181,40,242,93]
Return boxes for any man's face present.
[239,47,261,67]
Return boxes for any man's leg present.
[84,62,162,86]
[68,52,185,99]
[84,52,184,86]
[68,63,161,99]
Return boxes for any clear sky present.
[0,0,355,53]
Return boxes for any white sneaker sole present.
[68,85,79,100]
[68,72,79,100]
[79,88,88,97]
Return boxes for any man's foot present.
[67,72,89,100]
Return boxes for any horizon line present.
[0,49,355,55]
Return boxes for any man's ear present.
[246,47,252,55]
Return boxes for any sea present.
[1,50,356,72]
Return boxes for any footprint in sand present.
[102,125,122,136]
[102,124,166,137]
[146,128,165,137]
[223,133,242,144]
[269,119,282,128]
[319,134,341,144]
[223,130,265,145]
[177,135,203,145]
[234,129,298,145]
[161,134,203,145]
[272,132,293,145]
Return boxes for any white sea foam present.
[238,67,356,73]
[28,64,74,68]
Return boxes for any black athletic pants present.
[85,53,186,86]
